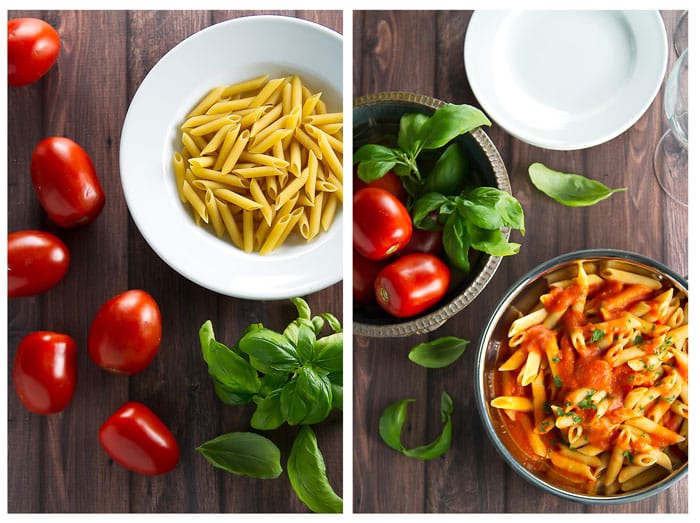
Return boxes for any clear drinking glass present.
[653,48,688,206]
[673,11,688,57]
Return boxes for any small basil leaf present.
[398,113,430,156]
[281,367,332,425]
[212,379,257,406]
[313,332,343,374]
[403,392,454,459]
[321,312,342,333]
[251,390,285,431]
[379,392,454,460]
[202,338,261,397]
[408,336,469,368]
[295,323,317,364]
[259,371,290,397]
[412,192,449,231]
[417,104,491,151]
[330,383,343,410]
[291,297,311,320]
[468,223,520,257]
[423,143,468,196]
[378,398,414,452]
[528,162,627,207]
[196,432,282,479]
[287,426,343,513]
[238,328,299,372]
[311,315,325,335]
[442,212,471,272]
[283,321,300,345]
[353,144,402,182]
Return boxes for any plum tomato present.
[8,230,70,298]
[397,228,444,257]
[354,169,407,202]
[353,187,412,260]
[13,331,77,415]
[31,137,105,228]
[375,253,450,318]
[8,18,60,86]
[99,401,180,475]
[88,290,162,375]
[353,250,385,305]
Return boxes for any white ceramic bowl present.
[120,15,342,299]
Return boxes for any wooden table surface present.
[353,10,688,513]
[7,10,343,513]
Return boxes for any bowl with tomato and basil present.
[353,92,524,337]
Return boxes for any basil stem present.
[288,426,343,513]
[528,162,627,207]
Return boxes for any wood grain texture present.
[7,10,342,513]
[353,10,688,513]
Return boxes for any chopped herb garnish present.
[554,376,563,388]
[590,328,605,343]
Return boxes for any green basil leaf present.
[412,192,449,231]
[379,391,454,460]
[311,315,325,335]
[442,212,471,272]
[398,112,430,156]
[408,336,469,368]
[291,296,312,320]
[287,426,343,513]
[212,379,257,406]
[251,389,285,431]
[238,328,299,372]
[468,223,521,256]
[295,323,317,364]
[313,332,343,374]
[378,398,414,452]
[417,104,491,150]
[200,326,261,399]
[423,143,468,196]
[281,366,332,425]
[461,186,525,234]
[259,371,290,397]
[528,162,627,207]
[321,312,343,333]
[196,432,282,479]
[328,370,342,386]
[353,144,402,182]
[330,383,343,410]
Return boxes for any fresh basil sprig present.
[197,298,343,513]
[354,104,524,271]
[528,162,627,207]
[379,391,454,460]
[408,336,469,368]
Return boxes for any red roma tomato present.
[353,187,413,260]
[8,230,70,298]
[31,137,105,228]
[99,401,180,475]
[375,253,450,318]
[354,169,407,202]
[13,331,77,415]
[353,250,385,305]
[8,18,60,86]
[88,290,162,375]
[396,228,444,257]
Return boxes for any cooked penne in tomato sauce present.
[491,261,688,494]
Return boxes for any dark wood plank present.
[7,9,342,513]
[353,10,688,514]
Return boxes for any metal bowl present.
[353,92,512,337]
[475,249,688,503]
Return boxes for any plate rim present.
[464,10,668,150]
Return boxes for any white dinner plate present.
[464,11,668,150]
[120,16,343,300]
